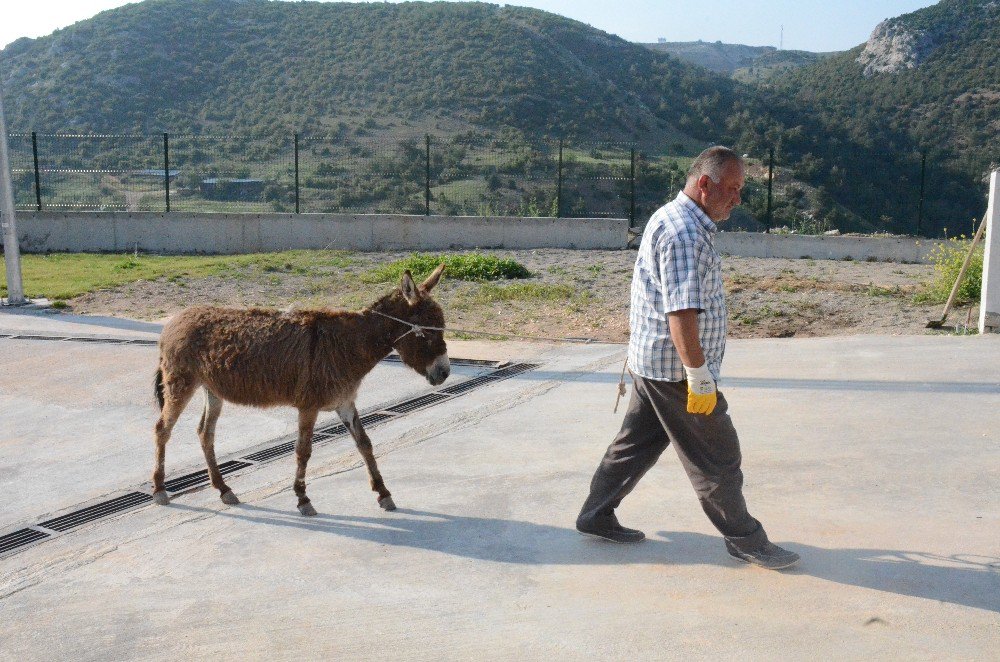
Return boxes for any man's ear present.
[401,270,420,305]
[697,174,714,193]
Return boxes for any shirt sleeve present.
[658,237,711,313]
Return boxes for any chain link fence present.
[7,132,649,221]
[7,130,983,236]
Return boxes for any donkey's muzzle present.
[427,355,451,386]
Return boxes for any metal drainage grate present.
[0,528,50,555]
[359,412,396,427]
[243,441,296,463]
[439,373,501,395]
[163,460,253,493]
[38,492,153,532]
[439,362,539,395]
[385,392,451,414]
[493,363,540,378]
[317,422,348,436]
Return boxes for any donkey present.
[151,264,449,516]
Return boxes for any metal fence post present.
[556,139,563,218]
[766,146,774,232]
[425,134,431,216]
[31,131,41,211]
[294,132,300,214]
[629,147,636,227]
[163,132,170,212]
[917,151,926,236]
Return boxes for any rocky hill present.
[765,0,1000,232]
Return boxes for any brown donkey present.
[152,264,449,515]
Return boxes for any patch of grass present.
[50,300,69,309]
[864,284,902,298]
[361,253,531,283]
[470,282,577,303]
[913,237,983,305]
[586,263,605,276]
[0,250,355,300]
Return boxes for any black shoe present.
[725,540,800,570]
[576,514,645,544]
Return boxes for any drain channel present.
[0,528,49,554]
[38,492,154,532]
[1,361,540,557]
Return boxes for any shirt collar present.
[676,191,718,234]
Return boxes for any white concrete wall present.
[14,212,627,253]
[713,231,947,263]
[10,211,950,263]
[979,171,1000,334]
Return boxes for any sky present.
[0,0,941,52]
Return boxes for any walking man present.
[576,146,799,569]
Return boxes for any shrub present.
[362,253,531,283]
[914,237,983,304]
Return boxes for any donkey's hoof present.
[378,496,397,511]
[220,490,240,505]
[152,491,170,505]
[298,502,318,517]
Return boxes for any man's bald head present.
[683,146,745,222]
[686,146,743,186]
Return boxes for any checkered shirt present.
[628,192,728,382]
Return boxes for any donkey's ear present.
[401,270,421,305]
[420,263,446,292]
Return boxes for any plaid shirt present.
[628,192,728,382]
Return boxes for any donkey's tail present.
[154,367,165,411]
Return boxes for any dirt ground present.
[66,249,977,342]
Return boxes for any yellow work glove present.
[683,363,717,415]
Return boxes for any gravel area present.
[65,249,976,341]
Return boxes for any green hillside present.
[644,41,833,81]
[0,0,692,141]
[764,0,1000,231]
[0,0,995,234]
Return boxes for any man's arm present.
[668,309,717,415]
[667,309,705,368]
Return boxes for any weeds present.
[913,237,983,304]
[471,282,577,303]
[361,253,531,283]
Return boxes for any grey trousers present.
[578,373,769,552]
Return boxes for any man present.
[576,146,799,570]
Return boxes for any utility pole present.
[779,25,784,50]
[0,60,25,305]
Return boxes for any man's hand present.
[684,363,717,415]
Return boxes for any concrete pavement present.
[1,306,998,660]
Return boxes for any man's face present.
[698,161,744,222]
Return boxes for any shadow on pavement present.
[170,503,999,613]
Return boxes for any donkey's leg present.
[197,387,238,505]
[152,373,198,505]
[337,403,395,511]
[294,407,319,516]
